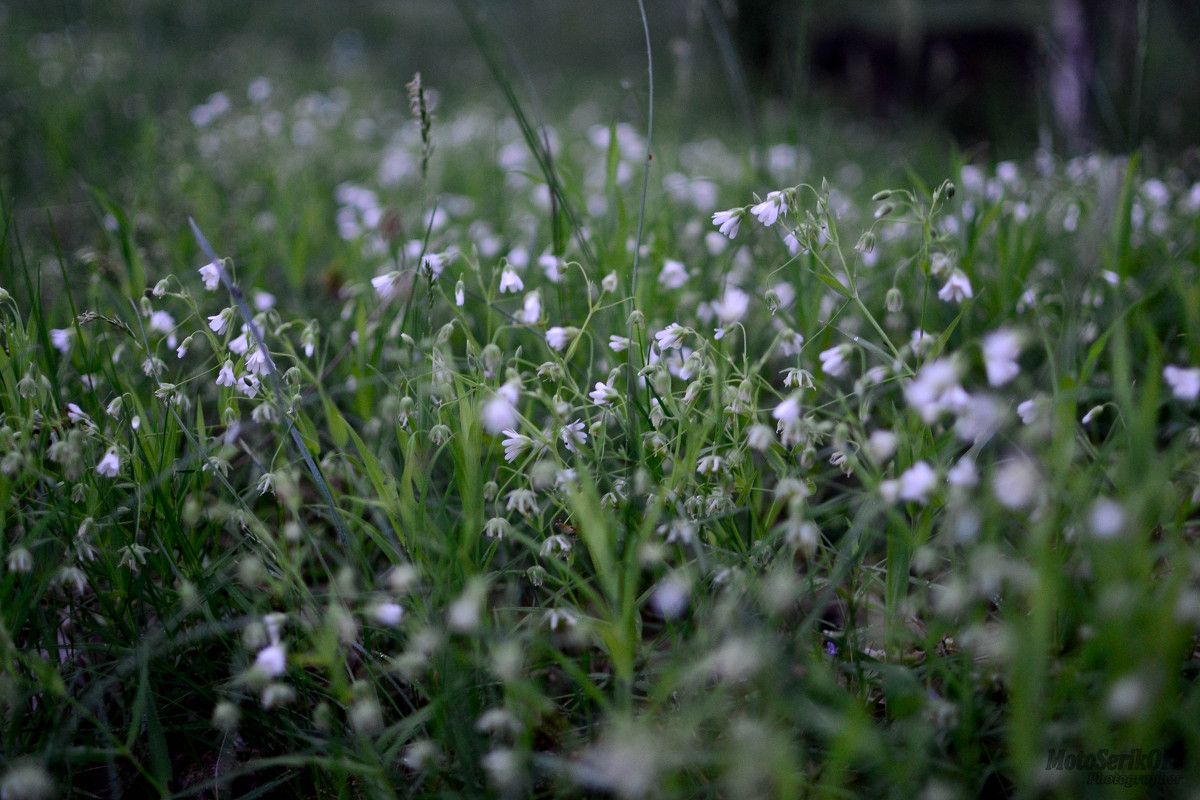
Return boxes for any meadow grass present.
[4,8,1200,800]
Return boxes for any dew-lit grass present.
[4,6,1200,800]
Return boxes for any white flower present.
[481,393,519,435]
[228,331,250,355]
[236,375,260,398]
[545,326,573,351]
[67,402,93,426]
[245,346,272,376]
[216,360,236,387]
[654,323,687,351]
[1164,365,1200,401]
[696,455,724,476]
[658,259,689,288]
[208,308,233,335]
[1090,497,1125,539]
[992,456,1040,509]
[254,644,287,677]
[506,489,538,515]
[455,279,465,306]
[520,291,542,324]
[749,191,787,226]
[712,208,743,239]
[982,328,1022,386]
[500,429,532,463]
[905,358,963,423]
[422,251,452,278]
[590,381,620,407]
[539,252,566,283]
[937,270,974,304]
[946,456,979,488]
[778,329,805,357]
[561,420,587,452]
[371,271,404,300]
[772,394,803,424]
[865,430,898,464]
[602,272,619,293]
[148,310,175,335]
[898,461,938,503]
[254,291,276,311]
[818,344,851,378]
[711,287,749,325]
[498,267,523,294]
[746,423,775,451]
[96,448,121,478]
[50,328,74,353]
[373,602,405,627]
[199,261,221,290]
[929,252,954,278]
[1016,398,1043,426]
[608,335,630,353]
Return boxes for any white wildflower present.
[818,344,851,378]
[498,267,523,294]
[658,259,689,288]
[898,461,938,503]
[937,270,974,304]
[590,381,620,407]
[981,328,1022,386]
[712,208,743,239]
[1164,365,1200,401]
[199,261,221,290]
[96,449,121,478]
[749,191,787,226]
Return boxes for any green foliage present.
[4,5,1200,800]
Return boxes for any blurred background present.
[3,0,1199,213]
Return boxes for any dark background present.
[3,0,1199,212]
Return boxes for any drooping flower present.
[654,323,688,351]
[937,270,974,304]
[371,271,404,301]
[818,344,852,378]
[749,191,787,226]
[199,261,221,291]
[500,429,532,463]
[498,267,523,294]
[561,420,587,452]
[545,326,575,352]
[590,381,620,407]
[96,448,121,478]
[208,308,234,335]
[245,346,272,376]
[216,360,236,387]
[520,290,542,325]
[711,208,743,239]
[506,489,538,515]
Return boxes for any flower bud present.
[885,287,904,313]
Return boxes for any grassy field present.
[3,3,1200,799]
